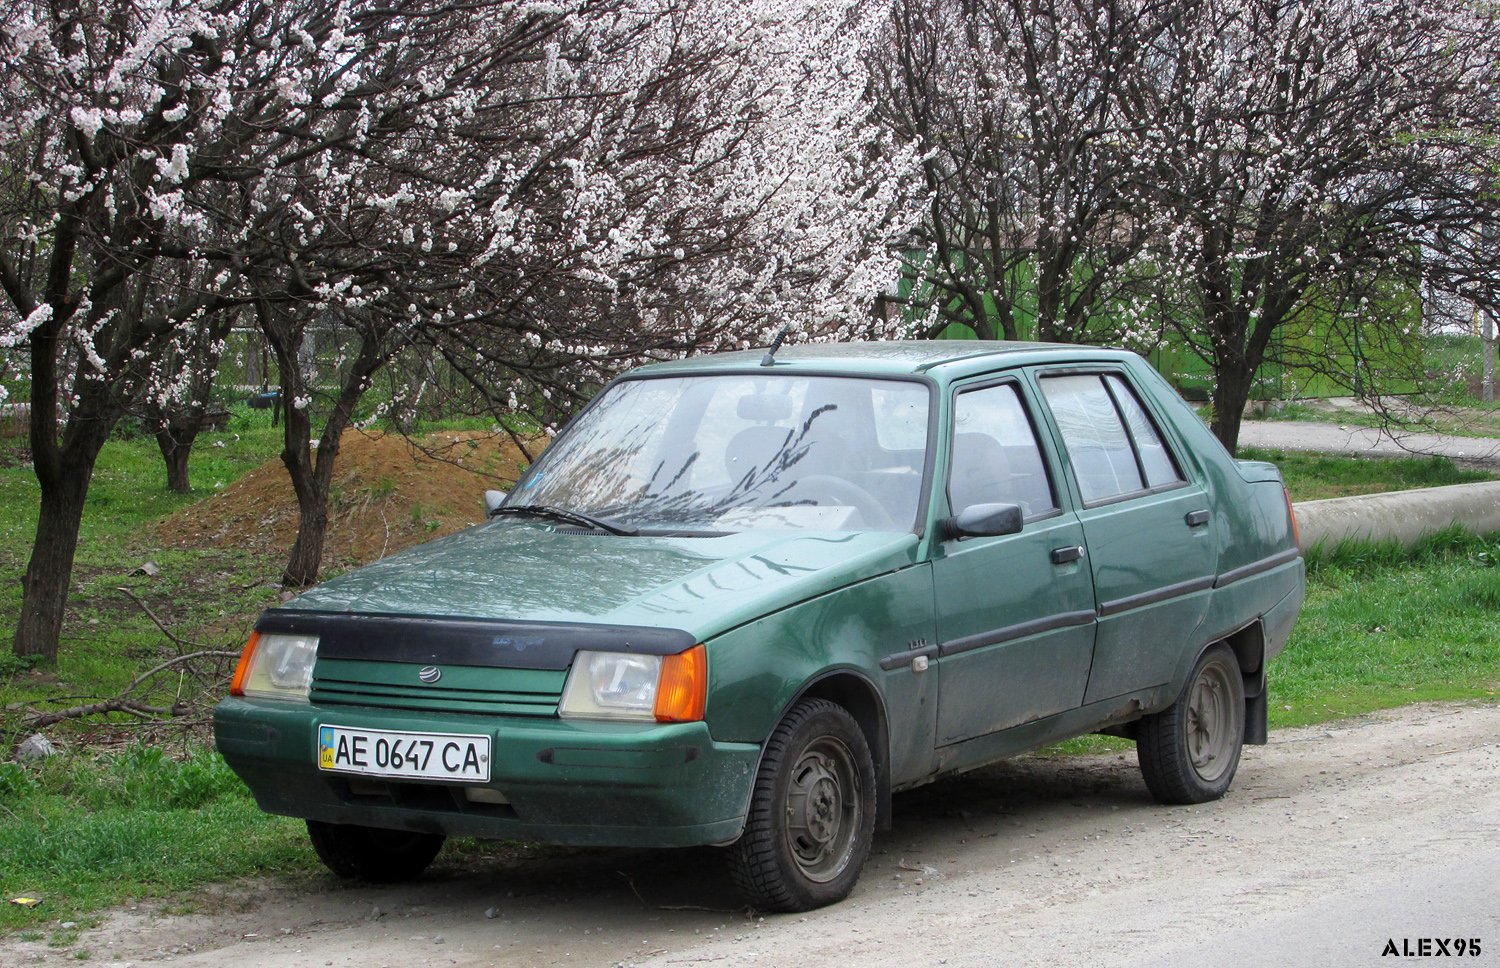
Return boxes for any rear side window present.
[1040,372,1184,504]
[1106,375,1181,488]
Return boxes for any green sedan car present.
[216,341,1304,911]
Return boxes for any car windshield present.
[508,374,931,533]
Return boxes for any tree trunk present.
[1484,309,1496,404]
[257,298,386,589]
[11,265,120,662]
[1209,363,1253,456]
[993,297,1018,342]
[155,419,199,494]
[12,453,96,662]
[1036,247,1065,342]
[149,311,230,494]
[278,388,337,588]
[275,358,375,588]
[281,465,332,586]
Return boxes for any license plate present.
[317,725,491,782]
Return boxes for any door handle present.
[1050,545,1085,564]
[1185,509,1211,527]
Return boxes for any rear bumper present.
[214,698,759,847]
[1261,562,1306,663]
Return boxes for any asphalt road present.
[1238,420,1500,469]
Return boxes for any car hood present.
[281,520,922,642]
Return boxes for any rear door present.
[1034,369,1218,704]
[930,378,1097,744]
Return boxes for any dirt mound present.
[155,430,536,569]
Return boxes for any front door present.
[931,380,1098,745]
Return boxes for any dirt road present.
[7,701,1498,968]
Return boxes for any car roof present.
[630,340,1140,382]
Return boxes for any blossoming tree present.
[1128,0,1500,448]
[868,0,1155,344]
[0,0,918,661]
[870,0,1500,450]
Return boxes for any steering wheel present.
[777,475,898,530]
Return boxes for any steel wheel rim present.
[1185,660,1237,782]
[783,737,860,883]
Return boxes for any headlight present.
[229,631,319,701]
[558,645,706,723]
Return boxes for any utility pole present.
[1484,309,1496,404]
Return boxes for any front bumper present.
[214,697,760,847]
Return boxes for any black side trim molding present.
[1098,575,1216,618]
[257,610,697,671]
[938,609,1096,658]
[1213,547,1302,589]
[878,642,940,671]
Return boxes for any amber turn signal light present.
[654,644,707,723]
[229,631,261,697]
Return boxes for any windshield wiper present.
[491,504,639,536]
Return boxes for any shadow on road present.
[351,749,1157,920]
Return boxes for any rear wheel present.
[1137,642,1245,804]
[306,821,445,882]
[727,698,876,912]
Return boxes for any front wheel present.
[726,698,876,912]
[1137,642,1245,804]
[306,820,445,882]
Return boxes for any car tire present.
[306,820,445,882]
[1137,642,1245,805]
[726,698,877,912]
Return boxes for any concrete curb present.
[1293,480,1500,550]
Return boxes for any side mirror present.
[943,502,1023,540]
[484,490,508,517]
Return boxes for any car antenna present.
[760,326,791,367]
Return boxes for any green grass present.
[0,747,315,936]
[0,404,517,713]
[1238,332,1500,436]
[0,405,285,570]
[0,408,307,940]
[0,403,533,939]
[0,408,289,715]
[1275,528,1500,725]
[1243,448,1496,502]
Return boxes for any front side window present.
[949,383,1057,517]
[1040,372,1185,504]
[510,374,931,532]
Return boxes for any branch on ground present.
[18,591,242,732]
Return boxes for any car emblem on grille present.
[418,666,442,684]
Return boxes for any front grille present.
[311,658,565,716]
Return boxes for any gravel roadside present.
[6,701,1496,968]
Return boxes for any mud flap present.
[1244,687,1268,745]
